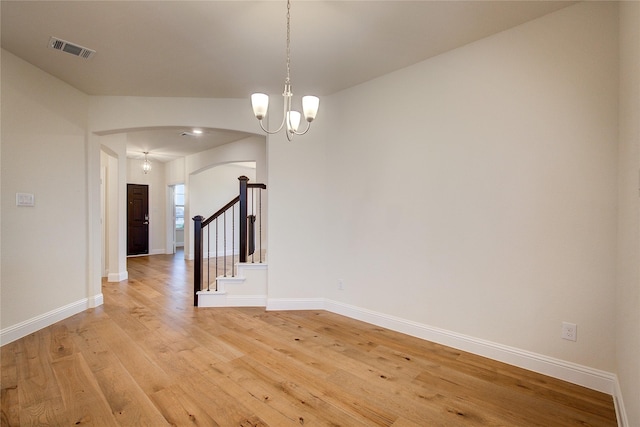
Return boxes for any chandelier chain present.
[286,0,291,84]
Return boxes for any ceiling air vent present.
[48,37,95,59]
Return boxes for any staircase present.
[192,176,267,307]
[197,262,267,307]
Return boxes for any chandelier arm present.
[292,121,312,136]
[258,117,286,135]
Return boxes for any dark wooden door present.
[127,184,149,255]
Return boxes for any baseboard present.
[107,271,128,282]
[197,291,266,307]
[613,376,629,427]
[266,298,618,398]
[323,299,616,396]
[0,293,103,346]
[92,293,104,308]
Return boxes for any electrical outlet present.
[561,322,577,341]
[338,279,344,290]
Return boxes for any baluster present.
[259,188,263,263]
[239,176,248,263]
[193,215,204,306]
[207,224,210,291]
[232,204,235,277]
[215,217,219,290]
[251,188,255,263]
[224,210,227,277]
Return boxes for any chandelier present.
[250,0,319,141]
[142,152,151,174]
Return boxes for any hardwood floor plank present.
[49,324,74,361]
[150,385,220,426]
[327,368,492,426]
[196,365,304,427]
[227,356,338,426]
[0,342,20,426]
[176,370,268,427]
[88,313,173,395]
[20,397,70,426]
[390,416,425,427]
[0,253,618,426]
[228,336,395,426]
[50,354,118,426]
[14,331,64,409]
[91,362,171,426]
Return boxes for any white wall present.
[0,50,96,339]
[317,2,618,372]
[616,2,640,425]
[166,157,185,186]
[266,118,328,300]
[262,1,632,402]
[188,163,256,259]
[99,135,128,282]
[127,157,167,255]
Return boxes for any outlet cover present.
[561,322,577,341]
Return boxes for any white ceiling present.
[1,0,574,162]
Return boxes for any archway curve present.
[87,97,269,303]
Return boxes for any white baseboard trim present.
[92,293,104,308]
[265,298,618,399]
[107,271,128,282]
[323,299,616,396]
[0,294,104,346]
[197,291,266,308]
[613,376,629,427]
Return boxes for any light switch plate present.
[16,193,35,207]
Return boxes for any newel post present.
[238,176,249,263]
[193,215,204,306]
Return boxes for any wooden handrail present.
[201,196,240,228]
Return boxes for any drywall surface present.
[616,1,640,425]
[323,2,618,371]
[1,49,91,331]
[188,163,256,259]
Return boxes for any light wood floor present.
[1,253,617,426]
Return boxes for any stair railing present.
[192,176,267,306]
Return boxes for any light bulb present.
[286,111,301,133]
[302,96,319,122]
[251,93,269,120]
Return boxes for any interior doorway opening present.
[170,183,185,254]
